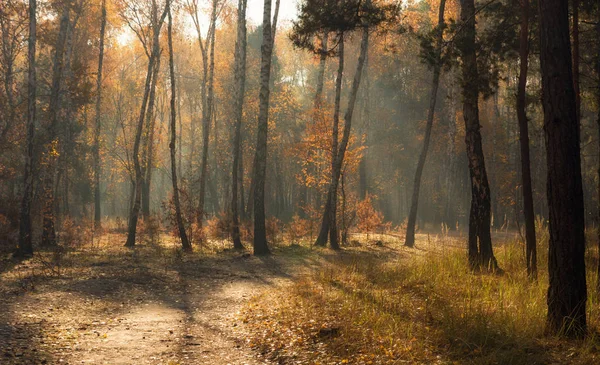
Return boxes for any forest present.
[1,0,600,363]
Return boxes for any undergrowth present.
[241,234,600,364]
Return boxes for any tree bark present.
[141,53,161,219]
[41,5,70,247]
[197,0,218,232]
[404,0,446,248]
[252,0,279,255]
[516,0,537,279]
[315,24,369,250]
[459,0,498,271]
[93,0,107,229]
[16,0,37,257]
[125,1,169,247]
[572,0,580,122]
[231,0,248,250]
[167,6,191,252]
[538,0,587,338]
[596,15,600,296]
[328,35,344,249]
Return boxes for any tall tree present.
[539,0,587,338]
[252,0,281,255]
[328,34,344,248]
[516,0,537,279]
[125,0,169,247]
[94,0,107,228]
[231,0,248,250]
[167,6,191,252]
[404,0,447,248]
[16,0,37,257]
[41,4,71,247]
[459,0,498,270]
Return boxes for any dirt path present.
[0,243,321,364]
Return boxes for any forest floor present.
[0,233,328,364]
[1,229,599,364]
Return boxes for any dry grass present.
[241,230,600,364]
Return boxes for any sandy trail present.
[0,244,317,364]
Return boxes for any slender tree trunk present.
[539,0,587,338]
[252,0,278,255]
[197,0,218,231]
[231,0,248,250]
[516,0,537,279]
[405,0,446,248]
[141,54,161,219]
[41,6,70,247]
[167,7,191,252]
[315,25,369,250]
[459,0,498,271]
[16,0,37,257]
[125,1,169,247]
[93,0,107,229]
[314,34,343,248]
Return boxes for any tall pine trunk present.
[539,0,587,338]
[167,6,191,252]
[516,0,537,279]
[231,0,248,250]
[93,0,106,228]
[459,0,498,271]
[404,0,446,248]
[17,0,37,257]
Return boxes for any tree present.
[231,0,248,250]
[252,0,281,255]
[539,0,587,338]
[515,0,537,279]
[94,0,107,229]
[125,0,170,247]
[404,0,447,248]
[16,0,36,257]
[458,0,498,271]
[597,10,600,295]
[167,5,191,252]
[41,3,71,247]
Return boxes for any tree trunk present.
[93,0,107,229]
[405,0,446,248]
[231,0,248,250]
[41,5,70,247]
[572,0,580,122]
[197,0,218,231]
[315,34,343,247]
[538,0,587,338]
[167,6,191,252]
[141,54,161,219]
[516,0,537,279]
[596,16,600,296]
[459,0,498,271]
[125,1,169,247]
[315,25,369,250]
[16,0,37,257]
[252,0,279,255]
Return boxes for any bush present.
[204,213,232,240]
[286,215,310,244]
